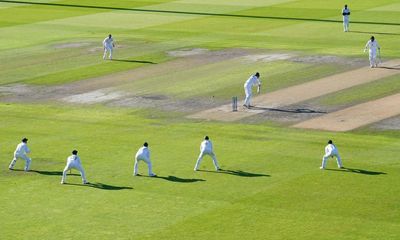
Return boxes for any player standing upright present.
[103,34,115,60]
[342,4,350,32]
[243,72,261,108]
[364,36,381,68]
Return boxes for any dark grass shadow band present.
[251,107,327,114]
[325,167,386,175]
[64,182,133,190]
[199,169,270,177]
[2,0,400,26]
[151,175,206,183]
[111,59,156,64]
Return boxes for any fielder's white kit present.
[321,143,343,169]
[342,7,350,32]
[103,36,114,60]
[9,142,31,171]
[364,39,380,67]
[243,74,261,108]
[194,140,220,171]
[134,146,155,176]
[61,154,88,184]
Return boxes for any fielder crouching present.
[61,150,88,184]
[134,142,156,177]
[9,137,31,172]
[194,136,221,171]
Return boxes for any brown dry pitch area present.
[188,59,400,131]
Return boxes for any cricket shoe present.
[319,167,325,170]
[149,173,157,177]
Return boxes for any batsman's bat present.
[257,85,261,94]
[378,49,382,65]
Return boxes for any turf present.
[1,0,400,239]
[0,104,399,239]
[317,74,400,107]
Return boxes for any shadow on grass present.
[378,66,400,70]
[30,170,80,176]
[199,169,270,177]
[350,30,400,36]
[63,182,133,190]
[112,59,156,64]
[251,106,326,114]
[151,175,206,183]
[1,0,400,26]
[326,167,386,175]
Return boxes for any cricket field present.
[0,0,399,239]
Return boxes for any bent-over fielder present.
[61,150,88,184]
[194,136,221,171]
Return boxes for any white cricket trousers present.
[9,153,31,171]
[243,86,252,107]
[134,156,154,176]
[194,150,220,170]
[343,18,349,32]
[321,152,343,169]
[369,51,378,67]
[61,162,87,184]
[103,46,113,60]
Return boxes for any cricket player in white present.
[243,72,261,108]
[320,140,343,169]
[134,142,156,177]
[61,150,88,184]
[9,138,31,171]
[342,5,350,32]
[364,36,381,68]
[103,34,115,60]
[194,136,221,171]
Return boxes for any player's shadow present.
[251,106,326,114]
[378,66,400,70]
[350,30,400,36]
[326,167,386,175]
[64,182,133,190]
[154,175,206,183]
[112,59,156,64]
[30,170,80,176]
[199,169,270,177]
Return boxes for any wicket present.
[232,96,238,112]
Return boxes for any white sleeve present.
[24,145,31,153]
[325,146,330,155]
[365,41,370,50]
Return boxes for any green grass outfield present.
[1,104,399,239]
[1,0,400,239]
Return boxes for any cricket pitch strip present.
[188,59,400,131]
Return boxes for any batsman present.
[364,36,381,68]
[243,72,261,108]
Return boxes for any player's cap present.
[255,72,260,77]
[328,140,333,144]
[22,138,28,142]
[72,150,78,155]
[204,136,209,140]
[144,142,148,147]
